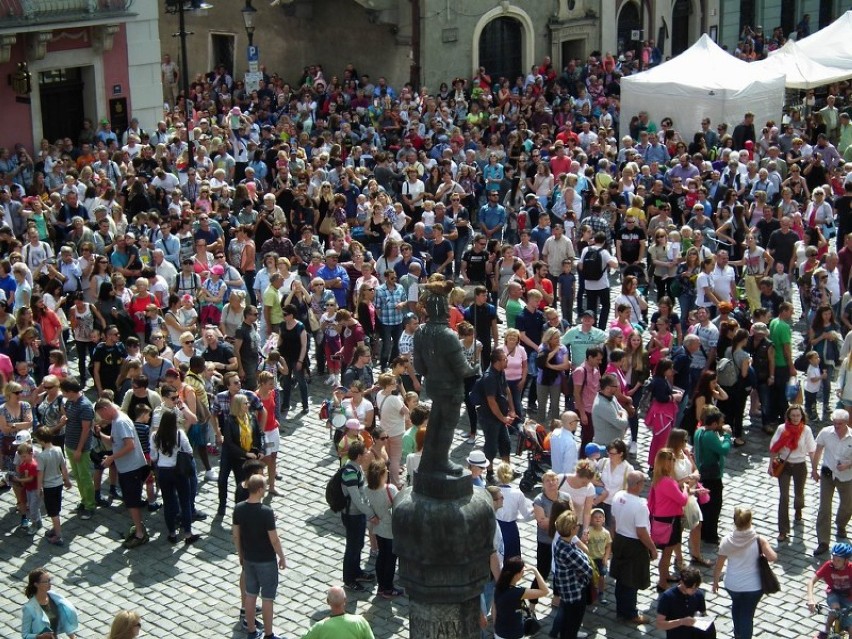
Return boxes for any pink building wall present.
[0,24,131,154]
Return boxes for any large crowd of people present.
[2,43,852,639]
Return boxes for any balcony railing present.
[0,0,134,25]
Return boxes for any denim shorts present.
[244,560,279,600]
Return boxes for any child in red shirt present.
[12,442,40,532]
[807,543,852,639]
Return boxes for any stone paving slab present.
[0,294,840,639]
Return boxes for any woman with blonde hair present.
[648,448,691,592]
[496,461,534,558]
[218,388,263,514]
[375,372,408,488]
[105,610,142,639]
[712,507,777,639]
[536,327,571,424]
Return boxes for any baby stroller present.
[516,420,551,492]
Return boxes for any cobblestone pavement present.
[0,291,838,639]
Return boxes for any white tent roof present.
[793,10,852,69]
[754,40,852,89]
[620,34,785,135]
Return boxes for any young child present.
[307,252,324,280]
[804,350,825,422]
[145,304,165,343]
[772,261,793,302]
[137,235,153,266]
[667,230,682,263]
[12,437,40,533]
[13,360,37,406]
[558,259,576,325]
[132,403,160,512]
[35,427,71,546]
[626,196,646,228]
[91,389,120,504]
[337,418,370,463]
[421,200,436,238]
[679,226,694,255]
[177,294,199,331]
[807,543,852,639]
[401,399,426,462]
[355,262,379,295]
[47,349,70,380]
[586,507,613,604]
[320,300,342,386]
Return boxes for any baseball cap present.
[211,264,225,276]
[467,450,490,469]
[14,430,32,445]
[345,418,364,431]
[752,322,769,335]
[580,310,595,319]
[584,443,606,457]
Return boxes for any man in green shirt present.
[561,311,607,369]
[504,281,525,329]
[301,586,375,639]
[768,302,794,431]
[262,273,285,334]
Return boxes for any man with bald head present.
[300,586,376,638]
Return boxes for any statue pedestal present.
[393,472,494,639]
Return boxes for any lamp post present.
[165,1,213,170]
[241,0,257,47]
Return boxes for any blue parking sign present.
[247,46,259,62]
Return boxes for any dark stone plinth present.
[409,598,482,639]
[393,475,494,604]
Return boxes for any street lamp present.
[165,0,214,170]
[241,0,257,47]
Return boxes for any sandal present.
[690,557,712,567]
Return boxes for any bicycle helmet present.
[831,542,852,558]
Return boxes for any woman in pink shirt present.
[649,448,693,592]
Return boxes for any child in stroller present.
[517,419,552,492]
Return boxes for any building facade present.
[717,0,844,52]
[0,0,163,151]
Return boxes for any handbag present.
[650,516,675,546]
[319,213,335,235]
[757,537,780,594]
[175,434,194,478]
[520,601,541,636]
[694,481,711,505]
[307,308,320,332]
[770,453,789,478]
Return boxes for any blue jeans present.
[678,293,696,331]
[727,589,762,639]
[628,385,643,442]
[454,234,471,276]
[157,466,192,535]
[379,322,403,369]
[341,512,367,584]
[756,381,772,426]
[615,579,638,619]
[481,579,495,638]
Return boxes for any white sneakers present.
[204,470,217,481]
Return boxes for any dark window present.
[478,17,522,85]
[739,0,756,36]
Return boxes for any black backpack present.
[581,246,604,281]
[325,466,349,513]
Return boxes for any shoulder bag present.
[175,432,194,478]
[757,537,780,594]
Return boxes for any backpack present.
[581,247,604,281]
[325,466,349,513]
[716,357,738,387]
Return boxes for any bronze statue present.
[413,279,475,478]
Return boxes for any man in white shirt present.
[711,250,737,304]
[542,223,575,302]
[549,411,579,475]
[578,231,618,330]
[812,410,852,556]
[152,250,177,290]
[610,471,657,624]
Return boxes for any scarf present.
[237,414,252,452]
[770,420,804,454]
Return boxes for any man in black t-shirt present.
[477,349,515,482]
[234,306,261,391]
[92,326,128,394]
[615,216,646,267]
[233,475,287,639]
[461,233,489,285]
[203,328,238,372]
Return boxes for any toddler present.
[14,360,37,405]
[177,294,199,332]
[355,262,379,295]
[666,230,682,263]
[586,508,612,604]
[626,196,646,228]
[421,200,436,238]
[679,226,694,255]
[35,427,71,546]
[772,261,793,301]
[145,304,165,344]
[132,404,160,512]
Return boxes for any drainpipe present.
[410,0,421,90]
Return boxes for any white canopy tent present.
[753,40,852,89]
[793,10,852,70]
[620,34,785,135]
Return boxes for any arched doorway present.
[478,17,522,83]
[671,0,691,55]
[617,1,641,55]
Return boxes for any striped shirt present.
[64,395,95,452]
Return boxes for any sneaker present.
[381,587,405,599]
[109,485,122,498]
[245,630,262,639]
[75,503,85,512]
[123,532,150,549]
[192,510,208,521]
[80,509,94,520]
[466,434,476,445]
[47,535,64,546]
[344,581,367,592]
[629,442,637,455]
[45,529,58,540]
[263,634,283,639]
[95,495,110,507]
[204,470,217,481]
[355,571,375,581]
[20,516,30,529]
[147,502,162,513]
[324,375,336,386]
[599,595,609,605]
